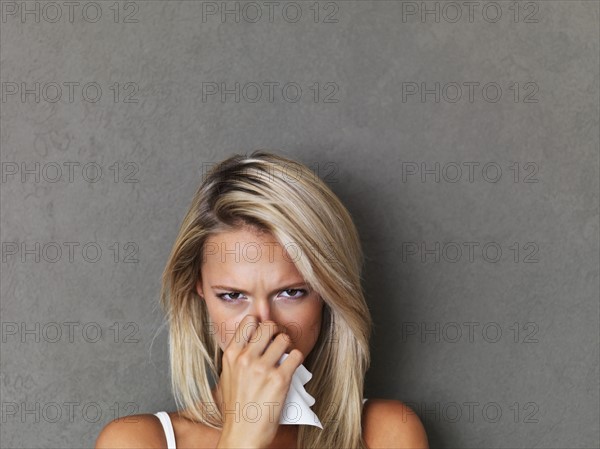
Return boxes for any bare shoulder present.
[94,413,167,449]
[363,399,429,449]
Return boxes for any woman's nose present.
[248,297,272,324]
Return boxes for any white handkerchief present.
[276,352,323,429]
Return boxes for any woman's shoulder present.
[94,413,167,449]
[362,399,429,449]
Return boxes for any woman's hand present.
[215,314,304,449]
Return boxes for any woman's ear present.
[195,278,204,299]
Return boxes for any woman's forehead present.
[202,229,302,271]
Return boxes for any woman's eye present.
[217,288,307,302]
[216,289,308,303]
[217,292,245,302]
[280,289,307,300]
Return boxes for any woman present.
[95,150,429,448]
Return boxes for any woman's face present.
[196,227,324,359]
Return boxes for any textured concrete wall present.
[1,1,598,448]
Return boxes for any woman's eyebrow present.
[210,282,308,296]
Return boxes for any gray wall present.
[1,1,598,448]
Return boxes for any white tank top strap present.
[363,398,368,405]
[154,411,176,449]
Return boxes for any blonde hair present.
[159,150,372,449]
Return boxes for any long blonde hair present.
[159,150,372,448]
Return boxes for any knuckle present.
[253,361,269,375]
[223,348,235,362]
[237,351,252,367]
[270,370,288,387]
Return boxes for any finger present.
[277,348,304,378]
[246,320,283,357]
[261,331,292,366]
[224,314,259,355]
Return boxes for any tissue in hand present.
[276,352,323,429]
